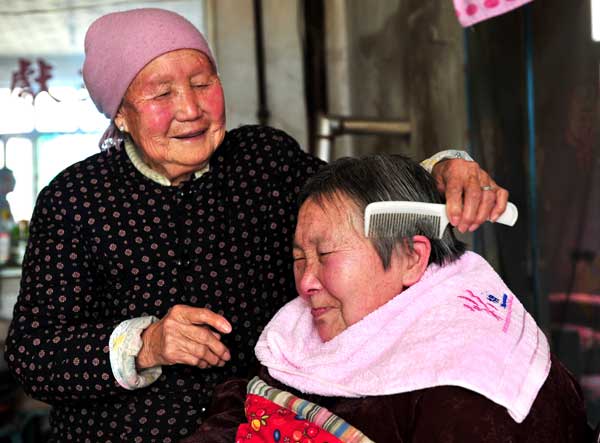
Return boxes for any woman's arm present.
[5,186,125,403]
[280,132,509,235]
[262,125,508,235]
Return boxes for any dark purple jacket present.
[187,354,592,442]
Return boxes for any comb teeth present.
[368,213,441,238]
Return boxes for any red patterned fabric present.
[235,394,342,443]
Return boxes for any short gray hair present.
[298,153,466,268]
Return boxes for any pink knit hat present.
[83,8,216,120]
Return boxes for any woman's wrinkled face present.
[293,194,406,342]
[116,49,226,183]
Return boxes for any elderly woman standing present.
[5,8,508,442]
[189,154,591,443]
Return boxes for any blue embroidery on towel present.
[487,293,509,309]
[487,294,499,304]
[461,290,513,333]
[459,290,501,321]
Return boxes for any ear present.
[399,235,431,287]
[114,109,128,133]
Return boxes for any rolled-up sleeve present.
[109,316,162,390]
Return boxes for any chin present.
[317,329,336,343]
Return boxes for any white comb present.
[364,201,518,239]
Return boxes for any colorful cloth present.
[453,0,533,27]
[255,252,550,423]
[236,377,374,443]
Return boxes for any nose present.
[295,260,322,299]
[174,86,201,121]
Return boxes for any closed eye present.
[154,90,170,99]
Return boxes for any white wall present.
[210,0,466,159]
[211,0,308,150]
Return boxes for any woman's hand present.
[432,159,509,233]
[136,305,232,370]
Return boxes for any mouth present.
[172,129,207,140]
[310,307,330,318]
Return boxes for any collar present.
[124,137,210,186]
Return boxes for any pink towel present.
[453,0,533,27]
[255,252,550,423]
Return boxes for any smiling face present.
[115,49,226,184]
[293,194,409,342]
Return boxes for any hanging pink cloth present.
[453,0,533,27]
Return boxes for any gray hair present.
[298,153,466,268]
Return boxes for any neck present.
[169,172,194,185]
[124,137,209,186]
[143,159,202,186]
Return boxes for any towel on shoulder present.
[255,251,550,423]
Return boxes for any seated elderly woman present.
[187,154,591,443]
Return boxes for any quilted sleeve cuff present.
[109,316,162,390]
[420,149,474,173]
